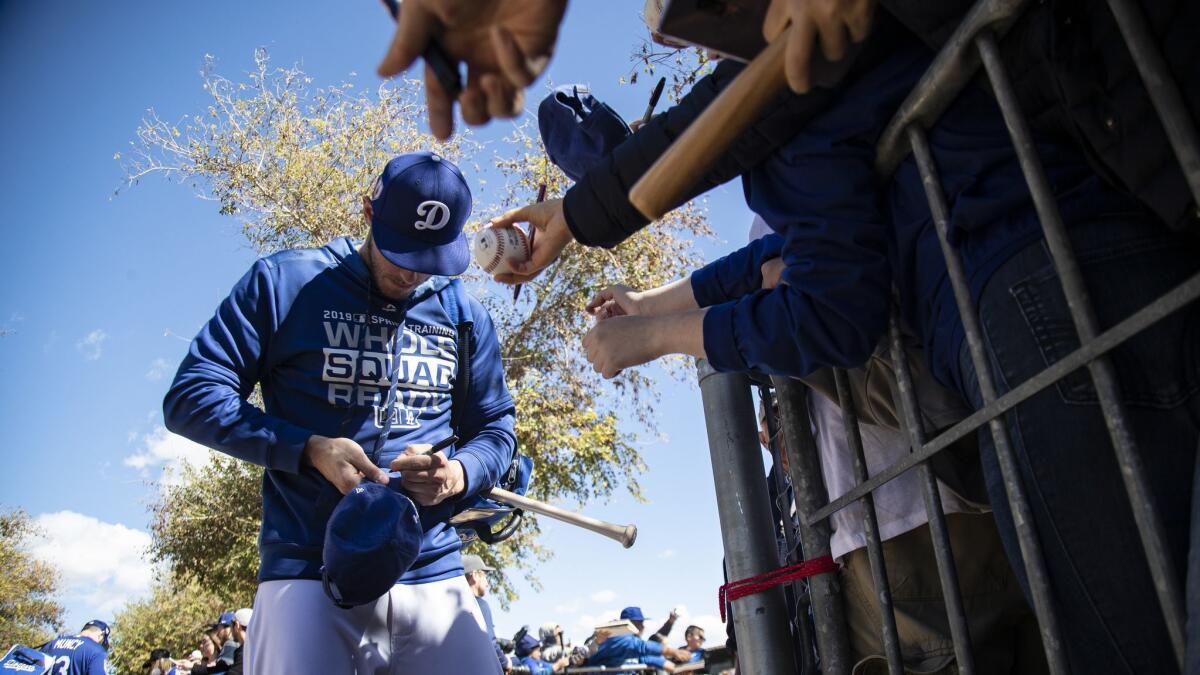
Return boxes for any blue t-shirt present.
[40,636,107,675]
[164,237,517,585]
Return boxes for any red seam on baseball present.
[486,231,505,273]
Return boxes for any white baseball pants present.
[246,576,502,674]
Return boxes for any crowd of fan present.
[133,608,250,675]
[464,555,720,674]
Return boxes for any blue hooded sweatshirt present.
[164,237,516,584]
[691,31,1139,389]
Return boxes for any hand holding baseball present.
[487,198,574,283]
[390,446,466,506]
[303,435,390,495]
[473,225,532,276]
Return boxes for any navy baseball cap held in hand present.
[321,481,422,608]
[369,151,472,276]
[538,84,632,182]
[515,633,541,657]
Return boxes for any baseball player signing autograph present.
[165,152,515,674]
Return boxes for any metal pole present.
[908,124,1069,674]
[885,311,976,675]
[760,383,819,675]
[696,360,798,675]
[832,368,904,675]
[977,31,1185,666]
[773,376,852,675]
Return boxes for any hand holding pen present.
[389,434,463,506]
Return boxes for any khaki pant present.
[842,513,1046,675]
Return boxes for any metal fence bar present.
[808,268,1200,526]
[773,376,852,675]
[696,361,799,675]
[875,0,1032,176]
[907,125,1068,673]
[976,30,1187,666]
[1103,0,1200,208]
[759,383,820,675]
[884,311,977,674]
[832,368,904,674]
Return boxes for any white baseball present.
[472,227,531,276]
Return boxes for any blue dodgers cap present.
[538,84,632,182]
[321,481,422,608]
[215,612,235,626]
[82,619,111,650]
[369,151,472,276]
[515,633,541,657]
[620,606,647,622]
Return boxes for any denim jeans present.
[953,216,1200,674]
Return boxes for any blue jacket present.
[164,237,516,584]
[587,634,665,670]
[692,32,1140,388]
[39,635,107,675]
[516,655,554,675]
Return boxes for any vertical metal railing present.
[885,309,977,675]
[831,368,905,674]
[773,376,852,675]
[906,123,1069,673]
[974,29,1186,663]
[689,0,1200,673]
[696,361,799,675]
[758,382,819,675]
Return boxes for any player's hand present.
[583,315,665,378]
[552,657,571,672]
[763,0,875,93]
[488,198,574,284]
[761,257,786,289]
[389,446,467,505]
[377,0,568,140]
[303,435,390,494]
[586,285,646,320]
[668,646,693,663]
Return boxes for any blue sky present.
[0,0,760,647]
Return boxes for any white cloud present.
[28,511,156,619]
[657,548,676,559]
[589,589,616,603]
[574,609,622,634]
[124,425,212,486]
[75,329,107,361]
[145,358,173,381]
[553,601,580,614]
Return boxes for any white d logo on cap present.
[414,201,451,230]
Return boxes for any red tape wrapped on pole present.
[718,556,839,622]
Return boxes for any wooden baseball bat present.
[486,486,638,548]
[629,35,786,221]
